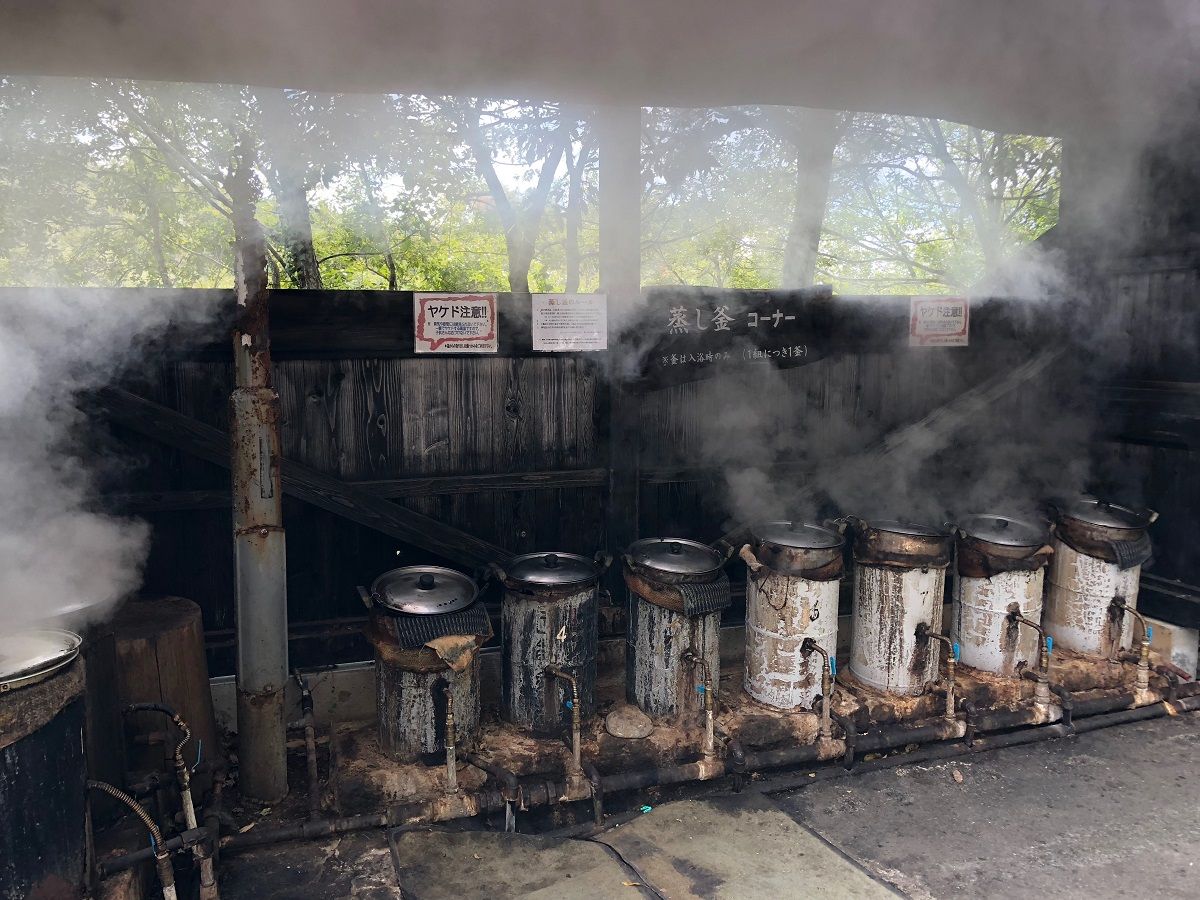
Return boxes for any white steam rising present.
[0,290,218,631]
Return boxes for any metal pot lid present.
[626,538,722,575]
[0,629,82,687]
[864,519,945,538]
[755,521,843,550]
[370,565,478,615]
[505,552,600,587]
[1060,499,1154,530]
[958,514,1048,547]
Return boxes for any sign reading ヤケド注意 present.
[909,296,969,347]
[414,293,498,353]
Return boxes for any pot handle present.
[822,517,850,536]
[356,585,373,610]
[1147,508,1159,525]
[593,551,614,573]
[738,544,764,574]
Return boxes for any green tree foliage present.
[0,77,1056,296]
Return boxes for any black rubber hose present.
[97,828,210,877]
[88,780,165,851]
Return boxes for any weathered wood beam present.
[106,469,609,512]
[95,386,511,567]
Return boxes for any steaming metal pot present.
[741,522,845,710]
[848,519,952,696]
[0,630,87,898]
[951,514,1052,676]
[623,538,729,720]
[1043,499,1156,657]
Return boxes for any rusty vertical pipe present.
[228,140,289,804]
[443,686,459,795]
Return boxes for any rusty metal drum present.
[0,633,87,900]
[361,566,490,762]
[741,522,844,710]
[1043,500,1155,657]
[848,520,952,696]
[623,539,729,720]
[951,514,1053,676]
[497,552,604,735]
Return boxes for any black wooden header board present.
[624,286,837,388]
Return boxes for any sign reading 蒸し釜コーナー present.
[909,297,969,347]
[532,293,607,352]
[630,287,832,387]
[414,293,498,353]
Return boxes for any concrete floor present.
[219,713,1200,899]
[776,712,1200,899]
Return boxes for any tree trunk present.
[259,90,323,290]
[564,141,590,293]
[458,103,569,295]
[357,165,398,290]
[132,149,172,287]
[271,172,323,289]
[780,109,842,288]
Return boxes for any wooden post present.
[227,139,289,803]
[598,105,642,580]
[112,597,220,789]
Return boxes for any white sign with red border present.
[909,297,969,347]
[413,293,498,353]
[531,293,607,352]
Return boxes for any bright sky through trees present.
[0,78,1060,295]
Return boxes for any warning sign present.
[909,297,969,347]
[414,293,498,353]
[532,293,607,351]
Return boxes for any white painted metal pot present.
[848,519,952,696]
[951,514,1053,676]
[741,522,844,710]
[1043,499,1155,657]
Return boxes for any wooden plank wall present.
[137,356,605,627]
[1096,250,1200,585]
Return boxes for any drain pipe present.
[544,666,584,781]
[829,709,857,768]
[292,672,322,819]
[681,650,717,756]
[800,639,833,740]
[228,138,288,805]
[217,685,1200,854]
[1110,601,1154,695]
[916,624,958,721]
[1009,612,1055,714]
[443,685,458,795]
[89,780,177,900]
[123,704,218,900]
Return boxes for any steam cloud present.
[0,290,218,632]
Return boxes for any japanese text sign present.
[631,287,831,387]
[414,293,498,353]
[532,293,607,351]
[909,297,969,347]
